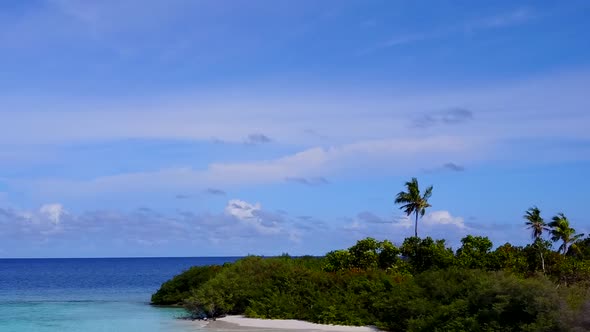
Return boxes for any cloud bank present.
[1,200,508,257]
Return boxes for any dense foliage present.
[151,265,223,305]
[152,234,590,331]
[152,180,590,330]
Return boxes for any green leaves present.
[324,238,401,272]
[549,213,584,255]
[152,233,590,331]
[524,206,547,241]
[456,235,493,269]
[395,178,434,237]
[324,249,352,272]
[523,207,584,266]
[401,236,455,273]
[149,197,590,331]
[150,265,223,305]
[373,269,565,331]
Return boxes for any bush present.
[151,265,223,305]
[324,238,401,272]
[152,236,590,330]
[375,269,565,331]
[184,255,395,325]
[400,236,455,273]
[455,235,493,269]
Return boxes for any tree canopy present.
[151,179,590,331]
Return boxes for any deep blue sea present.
[0,257,239,332]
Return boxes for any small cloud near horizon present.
[285,176,330,186]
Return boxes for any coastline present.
[205,315,380,331]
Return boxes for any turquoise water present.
[0,257,238,332]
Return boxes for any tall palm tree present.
[395,177,433,238]
[524,206,547,240]
[524,206,548,272]
[549,213,584,255]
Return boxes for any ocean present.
[0,257,239,332]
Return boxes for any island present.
[152,179,590,331]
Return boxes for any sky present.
[0,0,589,258]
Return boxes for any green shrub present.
[400,236,455,273]
[151,265,223,305]
[375,269,565,331]
[152,236,590,330]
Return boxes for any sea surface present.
[0,257,239,332]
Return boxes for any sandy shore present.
[206,315,380,331]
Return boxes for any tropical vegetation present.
[549,213,584,256]
[152,178,590,331]
[524,206,548,272]
[394,177,432,238]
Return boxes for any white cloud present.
[19,135,477,196]
[1,67,589,200]
[332,209,471,250]
[0,199,315,257]
[39,203,66,225]
[393,215,413,229]
[207,135,473,184]
[394,210,465,229]
[225,199,261,220]
[0,203,68,241]
[224,199,281,235]
[1,70,589,149]
[423,210,466,229]
[0,202,533,257]
[336,209,476,249]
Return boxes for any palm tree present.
[523,206,548,272]
[548,213,584,255]
[524,206,547,240]
[395,177,433,238]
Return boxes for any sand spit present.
[206,315,381,332]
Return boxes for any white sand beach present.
[206,315,380,331]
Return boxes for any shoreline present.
[205,315,381,331]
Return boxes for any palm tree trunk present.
[414,211,418,238]
[540,251,545,273]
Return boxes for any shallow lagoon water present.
[0,257,238,332]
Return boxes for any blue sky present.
[1,0,589,257]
